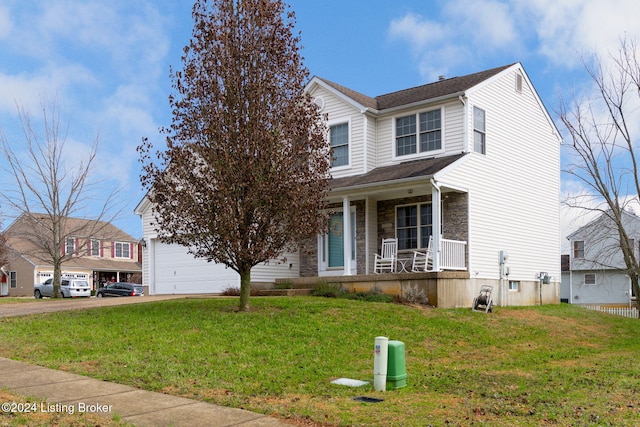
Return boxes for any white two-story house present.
[564,210,640,306]
[296,63,561,307]
[136,63,561,306]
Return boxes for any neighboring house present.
[136,62,561,307]
[563,210,640,306]
[0,213,141,297]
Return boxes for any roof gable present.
[567,210,640,241]
[311,63,515,113]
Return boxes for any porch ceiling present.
[329,153,466,200]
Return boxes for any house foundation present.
[278,273,559,308]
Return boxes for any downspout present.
[459,95,469,153]
[430,177,441,271]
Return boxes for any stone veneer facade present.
[300,192,469,277]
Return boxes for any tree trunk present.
[238,268,251,312]
[631,273,640,310]
[52,261,62,299]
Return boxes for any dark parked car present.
[96,282,144,297]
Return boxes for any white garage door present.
[152,242,239,294]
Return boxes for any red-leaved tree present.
[139,0,330,311]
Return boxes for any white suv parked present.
[34,278,91,298]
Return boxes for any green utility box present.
[386,340,407,389]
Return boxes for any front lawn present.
[1,297,639,426]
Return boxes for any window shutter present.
[75,238,79,255]
[87,240,91,256]
[111,242,115,258]
[130,243,134,259]
[100,241,104,257]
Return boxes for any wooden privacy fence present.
[583,305,639,319]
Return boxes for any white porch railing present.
[439,238,467,270]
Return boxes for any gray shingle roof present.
[330,154,466,190]
[318,63,515,111]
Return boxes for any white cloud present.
[516,0,640,69]
[444,0,518,48]
[387,0,521,82]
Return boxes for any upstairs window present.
[89,239,100,257]
[395,109,442,157]
[573,240,584,259]
[114,242,130,259]
[330,123,349,167]
[473,107,486,154]
[65,237,76,255]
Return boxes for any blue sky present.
[1,0,639,247]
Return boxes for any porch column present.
[343,196,352,276]
[431,181,441,271]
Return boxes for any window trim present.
[473,106,486,155]
[89,239,101,257]
[584,273,596,286]
[392,107,444,161]
[9,271,17,289]
[328,118,351,170]
[573,240,585,259]
[395,202,433,251]
[65,237,76,255]
[114,242,131,259]
[508,280,520,292]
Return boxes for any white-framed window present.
[508,280,520,292]
[330,122,349,168]
[395,108,442,158]
[114,242,130,258]
[9,271,17,289]
[396,203,433,250]
[573,240,584,259]
[473,106,486,154]
[89,239,100,257]
[65,237,76,255]
[584,273,596,286]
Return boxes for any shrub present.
[311,281,347,298]
[274,280,293,290]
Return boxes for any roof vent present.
[438,75,446,81]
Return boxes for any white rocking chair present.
[374,238,398,273]
[411,236,434,272]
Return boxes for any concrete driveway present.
[0,294,195,318]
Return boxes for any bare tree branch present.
[0,98,123,297]
[558,35,640,305]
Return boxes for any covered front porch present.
[300,156,470,279]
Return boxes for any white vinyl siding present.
[310,86,364,178]
[440,68,561,282]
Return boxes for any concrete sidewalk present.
[0,357,292,426]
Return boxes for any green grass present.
[1,298,640,426]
